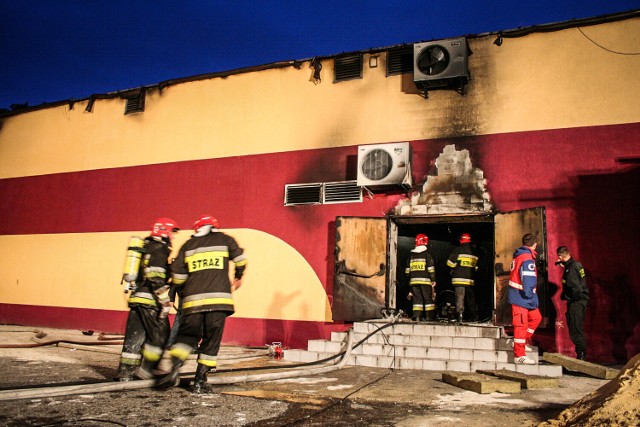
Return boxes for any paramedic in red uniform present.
[406,234,437,322]
[157,214,247,393]
[116,218,179,381]
[508,233,542,365]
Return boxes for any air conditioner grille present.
[323,181,362,204]
[124,92,145,115]
[361,149,393,181]
[284,184,322,206]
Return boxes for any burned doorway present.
[392,214,495,322]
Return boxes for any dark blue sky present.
[1,1,638,109]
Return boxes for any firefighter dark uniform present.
[116,218,178,381]
[158,215,247,393]
[406,234,436,321]
[446,233,478,323]
[559,253,589,360]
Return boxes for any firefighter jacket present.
[446,243,478,286]
[405,246,436,286]
[128,236,172,310]
[561,258,589,302]
[507,246,539,309]
[171,229,247,316]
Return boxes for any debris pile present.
[539,353,640,426]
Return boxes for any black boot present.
[116,363,138,382]
[576,351,586,360]
[136,358,157,380]
[155,356,182,388]
[457,312,464,325]
[191,364,213,394]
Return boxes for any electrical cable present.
[578,27,640,55]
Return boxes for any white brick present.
[283,349,304,362]
[307,340,326,352]
[423,359,448,371]
[448,348,472,361]
[354,354,378,368]
[431,336,454,347]
[446,360,473,372]
[451,337,475,349]
[427,347,451,360]
[472,361,498,371]
[404,346,428,358]
[474,350,500,362]
[298,351,320,363]
[398,357,423,370]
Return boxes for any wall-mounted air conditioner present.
[357,142,412,189]
[414,37,470,92]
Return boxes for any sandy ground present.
[0,326,631,427]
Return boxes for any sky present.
[1,1,638,109]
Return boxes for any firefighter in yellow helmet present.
[156,214,247,393]
[406,234,437,321]
[116,217,179,381]
[446,233,479,324]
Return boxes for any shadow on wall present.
[576,166,640,364]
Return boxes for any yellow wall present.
[1,18,638,180]
[0,230,332,322]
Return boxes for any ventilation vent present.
[284,181,362,206]
[386,45,413,76]
[323,181,362,204]
[284,183,322,206]
[334,54,363,82]
[124,91,145,115]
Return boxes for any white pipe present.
[0,329,355,402]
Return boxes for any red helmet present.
[151,217,179,238]
[415,234,428,246]
[459,233,471,244]
[193,214,220,230]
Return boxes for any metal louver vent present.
[334,54,363,82]
[323,181,362,204]
[284,181,362,206]
[386,45,413,76]
[124,91,145,115]
[284,183,322,206]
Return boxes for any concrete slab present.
[442,371,521,394]
[542,353,619,379]
[477,369,560,389]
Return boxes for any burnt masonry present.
[394,145,493,215]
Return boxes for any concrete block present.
[442,372,521,394]
[514,364,541,376]
[477,369,560,389]
[451,336,476,349]
[404,346,428,358]
[282,349,303,362]
[426,347,451,360]
[330,332,347,342]
[307,340,326,352]
[354,354,379,368]
[298,351,320,363]
[538,364,563,378]
[449,348,472,361]
[423,359,448,371]
[431,336,454,347]
[473,350,500,363]
[324,341,344,353]
[361,343,384,356]
[398,357,423,370]
[446,360,473,373]
[542,353,619,379]
[471,361,498,371]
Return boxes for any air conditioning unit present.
[414,37,470,91]
[357,142,412,189]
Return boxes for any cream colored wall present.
[0,18,638,180]
[0,230,332,322]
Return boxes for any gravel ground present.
[0,326,612,427]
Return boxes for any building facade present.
[1,12,639,363]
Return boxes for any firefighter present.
[406,234,437,321]
[508,233,541,365]
[446,233,479,324]
[116,217,180,381]
[156,214,247,393]
[556,246,589,360]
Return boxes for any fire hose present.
[0,315,399,402]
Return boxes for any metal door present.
[494,206,549,327]
[333,216,388,321]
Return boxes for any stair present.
[284,320,562,377]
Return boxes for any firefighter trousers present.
[454,285,478,321]
[511,304,541,357]
[411,285,436,320]
[566,299,587,355]
[118,305,170,376]
[172,311,227,369]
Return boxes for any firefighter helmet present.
[193,214,220,230]
[459,233,471,244]
[151,218,180,238]
[415,234,429,246]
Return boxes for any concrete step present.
[283,320,561,377]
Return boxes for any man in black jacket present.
[556,246,589,360]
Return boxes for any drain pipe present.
[0,329,355,402]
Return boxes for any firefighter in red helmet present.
[116,217,180,381]
[157,214,247,393]
[406,234,437,322]
[446,233,479,324]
